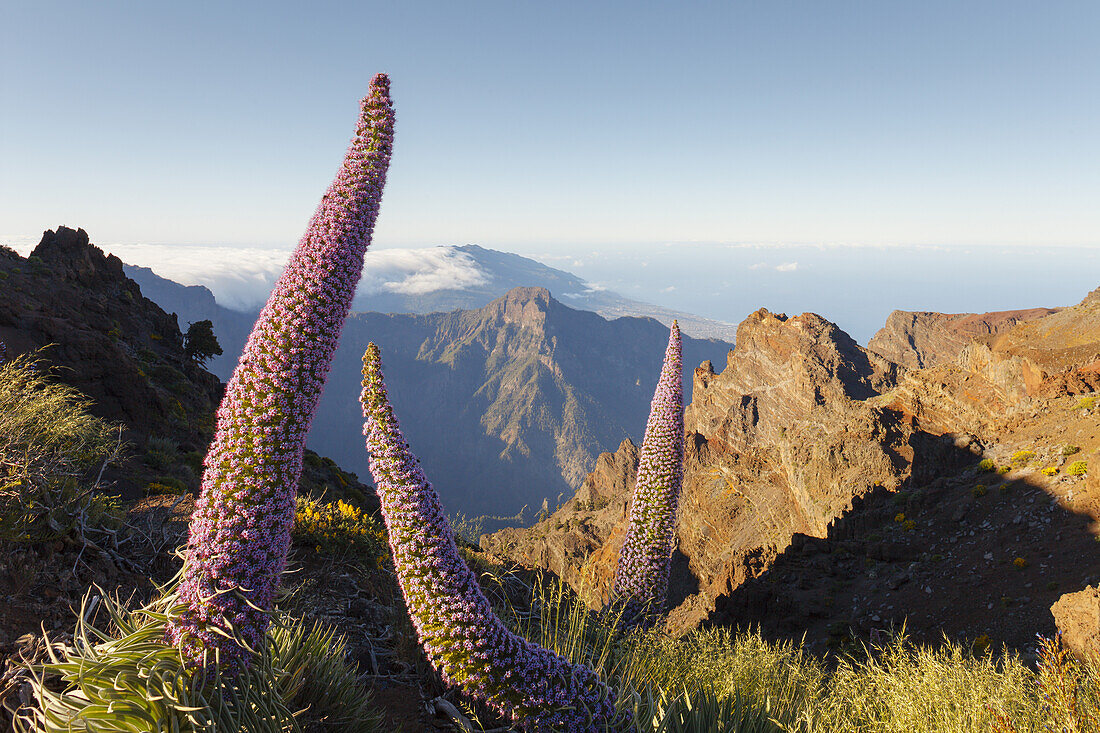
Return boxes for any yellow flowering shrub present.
[293,496,388,567]
[1011,450,1036,467]
[1067,461,1089,477]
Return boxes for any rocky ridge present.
[484,291,1100,652]
[0,229,382,709]
[0,227,222,455]
[867,308,1059,370]
[485,307,928,631]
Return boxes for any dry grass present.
[0,351,125,549]
[514,577,1100,732]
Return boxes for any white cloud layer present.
[103,244,291,311]
[776,261,799,272]
[93,243,491,311]
[359,247,490,296]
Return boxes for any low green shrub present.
[143,436,181,471]
[1067,461,1089,477]
[1063,444,1081,457]
[978,459,995,472]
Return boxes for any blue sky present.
[2,2,1098,336]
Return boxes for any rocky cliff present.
[0,228,222,450]
[867,308,1059,370]
[0,227,375,508]
[484,308,927,630]
[881,289,1100,437]
[484,289,1100,652]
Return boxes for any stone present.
[1052,586,1100,662]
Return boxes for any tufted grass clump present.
[978,458,995,472]
[15,576,383,732]
[510,578,1100,732]
[292,495,388,567]
[1067,460,1089,477]
[1076,396,1097,411]
[0,351,124,544]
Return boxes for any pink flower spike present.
[611,321,684,624]
[166,74,395,672]
[360,343,628,732]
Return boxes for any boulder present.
[1051,586,1100,662]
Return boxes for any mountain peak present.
[486,286,554,329]
[31,226,127,285]
[501,285,552,303]
[688,308,895,451]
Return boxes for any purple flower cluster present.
[360,344,628,733]
[611,322,684,622]
[166,75,395,670]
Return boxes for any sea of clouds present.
[69,243,490,312]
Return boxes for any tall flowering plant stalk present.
[360,343,627,733]
[611,321,683,623]
[167,75,395,669]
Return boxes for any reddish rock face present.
[868,308,1059,370]
[883,291,1100,436]
[1052,586,1100,663]
[484,307,918,631]
[485,286,1100,652]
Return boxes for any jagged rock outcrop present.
[881,290,1100,436]
[0,227,222,447]
[868,308,1058,369]
[483,438,639,608]
[484,308,920,630]
[1052,586,1100,663]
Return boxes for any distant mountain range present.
[127,243,738,347]
[125,262,735,518]
[350,245,740,342]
